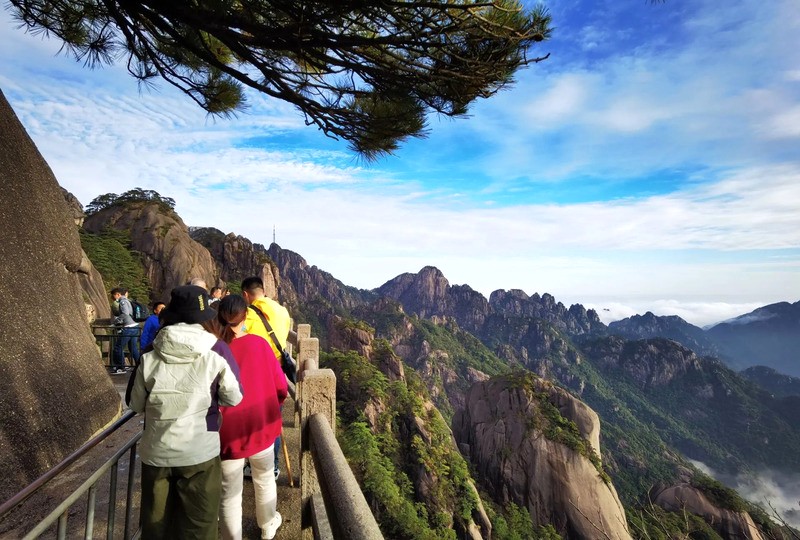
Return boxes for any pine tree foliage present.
[85,188,176,215]
[9,0,552,159]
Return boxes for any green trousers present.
[140,456,221,540]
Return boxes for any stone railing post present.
[296,324,317,373]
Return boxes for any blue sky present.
[1,0,799,327]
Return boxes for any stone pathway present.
[240,400,301,539]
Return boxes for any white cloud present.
[1,3,799,327]
[456,0,800,185]
[764,105,800,139]
[522,73,592,125]
[591,301,774,328]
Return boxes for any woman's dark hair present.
[199,317,222,339]
[217,294,248,344]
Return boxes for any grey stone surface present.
[0,89,121,502]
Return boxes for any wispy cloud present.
[1,1,798,327]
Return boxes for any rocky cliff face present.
[268,243,374,311]
[84,202,218,302]
[61,190,111,321]
[489,289,604,336]
[327,316,376,362]
[653,484,765,540]
[377,266,491,333]
[0,89,121,501]
[583,336,703,389]
[453,375,631,540]
[377,267,605,367]
[188,226,276,293]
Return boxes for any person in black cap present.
[128,285,243,540]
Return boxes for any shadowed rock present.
[0,89,121,502]
[61,190,111,321]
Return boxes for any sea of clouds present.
[690,460,800,528]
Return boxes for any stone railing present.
[293,324,384,540]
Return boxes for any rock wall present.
[453,376,631,540]
[83,202,217,302]
[0,89,121,501]
[60,189,111,320]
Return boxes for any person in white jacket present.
[129,285,243,540]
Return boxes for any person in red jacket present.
[217,294,288,540]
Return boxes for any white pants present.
[220,445,277,540]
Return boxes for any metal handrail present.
[1,409,142,539]
[22,431,142,539]
[0,410,136,516]
[91,325,142,368]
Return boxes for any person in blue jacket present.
[139,301,165,351]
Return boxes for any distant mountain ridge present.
[740,366,800,399]
[609,302,800,377]
[707,301,800,376]
[608,311,719,357]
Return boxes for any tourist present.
[139,301,165,350]
[110,287,140,374]
[189,277,208,289]
[209,286,223,305]
[128,285,243,540]
[217,294,287,540]
[241,276,293,479]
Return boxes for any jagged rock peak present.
[267,243,375,319]
[190,226,274,289]
[489,289,604,336]
[377,266,452,319]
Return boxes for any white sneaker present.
[262,512,282,540]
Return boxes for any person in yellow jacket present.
[241,276,291,359]
[240,275,292,480]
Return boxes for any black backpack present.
[131,299,150,322]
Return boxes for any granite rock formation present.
[608,311,719,358]
[0,89,121,501]
[653,484,765,540]
[83,202,217,302]
[188,227,277,295]
[453,376,631,540]
[60,190,111,321]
